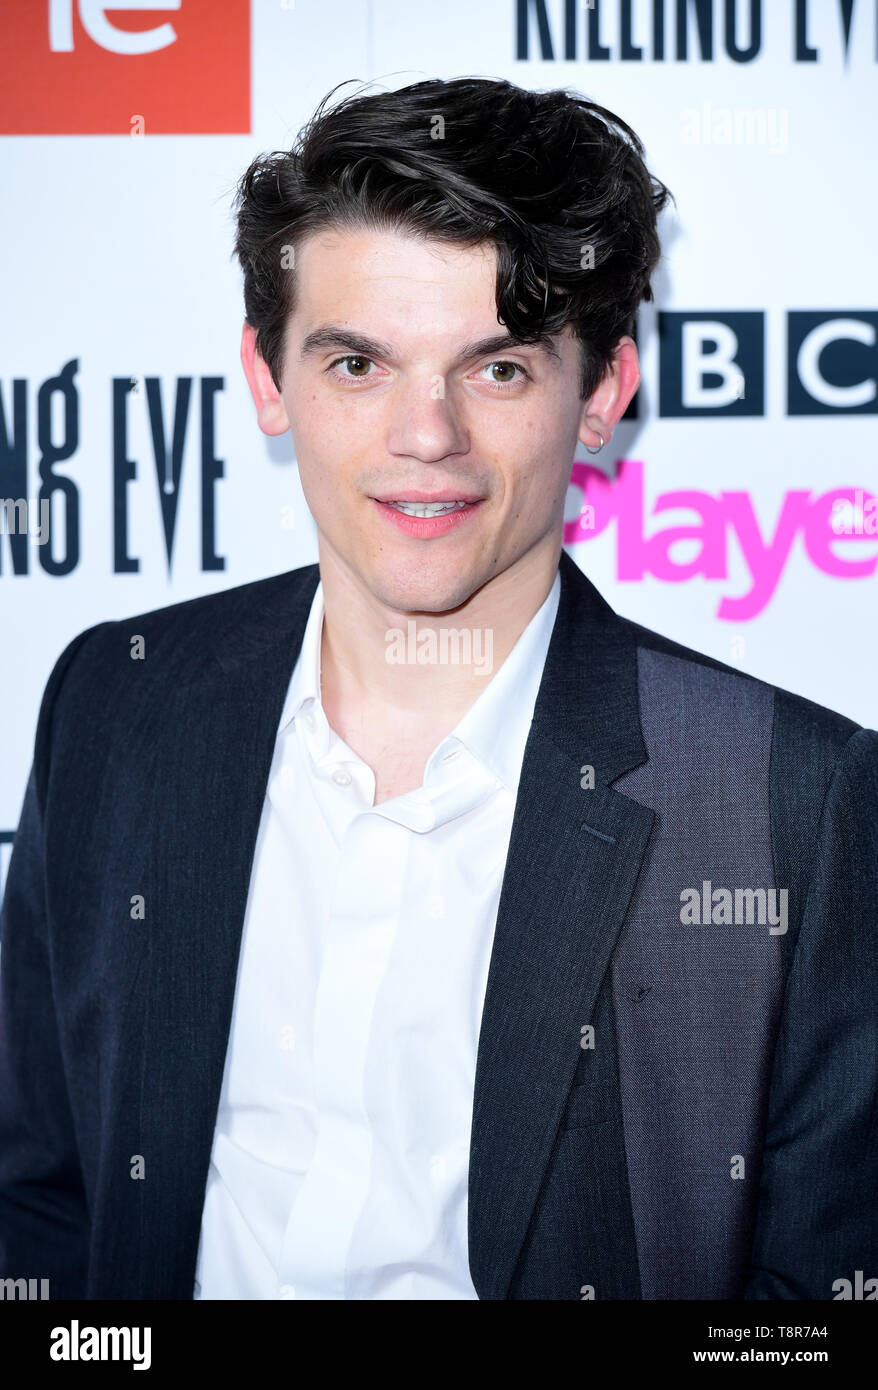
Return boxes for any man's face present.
[248,224,621,614]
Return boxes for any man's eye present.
[478,361,530,386]
[326,357,530,387]
[329,355,376,379]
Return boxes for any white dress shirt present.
[192,566,561,1300]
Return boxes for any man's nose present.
[384,375,470,463]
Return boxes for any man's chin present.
[365,568,482,619]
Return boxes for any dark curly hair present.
[233,76,673,400]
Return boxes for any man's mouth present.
[383,500,473,518]
[370,494,485,536]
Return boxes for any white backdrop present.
[2,0,877,896]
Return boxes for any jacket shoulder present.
[30,563,319,782]
[618,612,863,751]
[56,562,319,685]
[107,562,318,640]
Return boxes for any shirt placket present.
[275,705,400,1298]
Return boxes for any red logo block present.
[1,1,250,135]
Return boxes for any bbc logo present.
[657,311,878,416]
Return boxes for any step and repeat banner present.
[2,0,877,894]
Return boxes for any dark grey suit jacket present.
[1,550,876,1299]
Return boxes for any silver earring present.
[585,432,604,455]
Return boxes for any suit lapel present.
[97,564,321,1298]
[467,551,655,1299]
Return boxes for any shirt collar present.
[278,565,562,796]
[424,568,560,795]
[278,575,326,737]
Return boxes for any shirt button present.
[331,767,352,787]
[303,712,315,730]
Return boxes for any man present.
[1,77,876,1302]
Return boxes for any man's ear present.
[577,334,641,453]
[240,322,291,437]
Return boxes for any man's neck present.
[317,547,560,742]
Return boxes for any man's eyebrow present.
[298,325,562,367]
[458,332,562,366]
